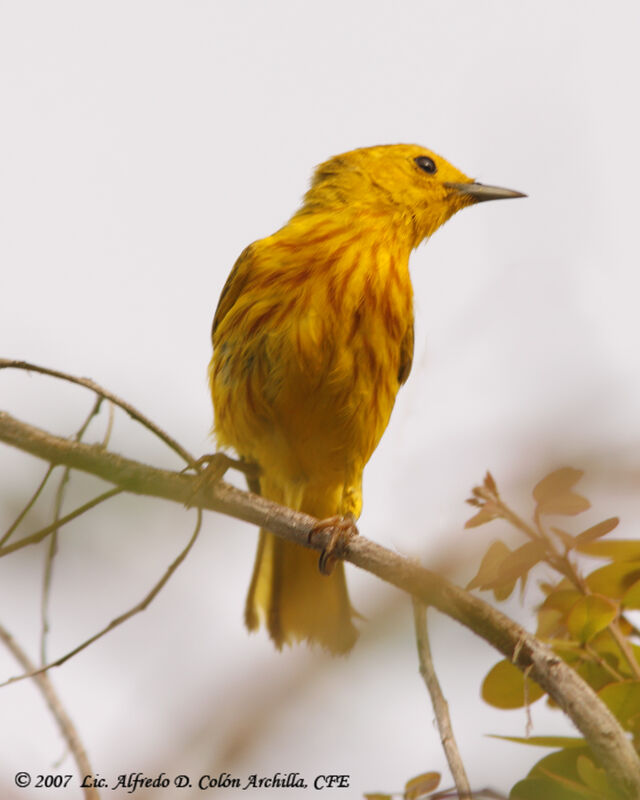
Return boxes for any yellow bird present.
[209,144,524,654]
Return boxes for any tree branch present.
[1,409,640,798]
[0,622,99,800]
[413,600,471,799]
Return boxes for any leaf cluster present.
[466,468,640,799]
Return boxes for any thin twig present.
[0,622,99,800]
[1,463,56,545]
[42,396,106,664]
[0,358,196,467]
[1,410,640,798]
[0,508,202,689]
[0,487,123,559]
[412,599,471,800]
[608,622,640,681]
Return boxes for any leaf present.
[539,493,591,517]
[509,776,596,799]
[533,467,584,502]
[484,470,497,493]
[566,595,618,644]
[494,539,548,586]
[494,578,517,602]
[466,540,511,591]
[622,578,640,609]
[528,745,591,780]
[575,755,610,795]
[364,795,393,800]
[577,539,640,561]
[551,636,620,692]
[403,772,440,799]
[585,561,640,599]
[573,657,619,694]
[465,506,498,528]
[598,681,640,730]
[533,468,590,516]
[514,746,611,799]
[541,588,583,614]
[574,518,619,545]
[489,734,586,749]
[537,608,565,638]
[482,659,545,709]
[536,767,604,798]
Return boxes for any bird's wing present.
[397,320,414,385]
[211,244,254,341]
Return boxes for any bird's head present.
[299,144,525,246]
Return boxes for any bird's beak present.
[444,181,527,203]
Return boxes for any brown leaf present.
[403,772,440,799]
[484,470,497,494]
[575,517,620,546]
[533,467,584,503]
[494,539,548,587]
[538,492,591,517]
[466,540,511,591]
[494,578,517,602]
[533,468,590,516]
[464,506,498,528]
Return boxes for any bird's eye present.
[415,156,437,174]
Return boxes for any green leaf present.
[585,561,640,599]
[537,608,565,638]
[566,595,618,644]
[489,734,586,749]
[622,578,640,609]
[577,539,640,561]
[541,588,583,614]
[513,746,613,799]
[528,745,590,780]
[403,772,440,799]
[533,468,590,516]
[482,659,545,709]
[575,755,610,795]
[598,681,640,730]
[510,776,594,799]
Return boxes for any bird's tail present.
[244,478,358,654]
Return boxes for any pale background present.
[1,1,640,797]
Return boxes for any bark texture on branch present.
[1,409,639,798]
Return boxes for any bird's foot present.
[309,513,358,575]
[185,453,259,506]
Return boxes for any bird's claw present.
[309,514,358,575]
[185,453,259,507]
